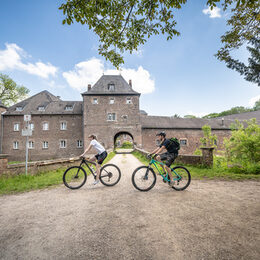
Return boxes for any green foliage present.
[59,0,258,68]
[184,115,196,118]
[193,148,202,156]
[200,125,217,148]
[0,73,29,106]
[120,141,133,149]
[253,99,260,110]
[224,119,260,166]
[215,2,260,86]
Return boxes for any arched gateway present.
[114,131,134,153]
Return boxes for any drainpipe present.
[0,112,4,154]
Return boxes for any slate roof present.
[141,115,240,130]
[4,90,83,115]
[82,75,140,95]
[215,110,260,121]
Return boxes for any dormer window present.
[65,105,73,111]
[38,106,45,111]
[108,84,115,91]
[16,106,23,111]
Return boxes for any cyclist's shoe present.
[92,180,100,185]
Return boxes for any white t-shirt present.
[90,139,105,154]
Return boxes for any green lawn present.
[132,151,260,181]
[0,152,116,195]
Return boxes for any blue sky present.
[0,0,259,117]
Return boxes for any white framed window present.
[180,139,187,146]
[60,140,67,148]
[13,141,19,150]
[38,106,45,111]
[107,113,116,121]
[43,141,48,149]
[108,84,115,91]
[60,121,67,130]
[65,105,73,111]
[16,106,23,111]
[14,123,20,131]
[77,140,83,148]
[126,97,132,104]
[43,122,49,130]
[109,98,115,104]
[29,123,34,131]
[28,141,34,149]
[92,98,98,104]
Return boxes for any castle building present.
[1,75,259,161]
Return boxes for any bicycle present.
[132,155,191,192]
[63,157,121,189]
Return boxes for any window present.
[60,140,67,148]
[108,84,115,91]
[180,139,187,146]
[13,141,19,149]
[43,122,49,130]
[107,113,116,121]
[29,123,34,131]
[65,105,73,111]
[14,123,19,131]
[16,106,23,111]
[109,98,115,104]
[43,141,48,149]
[126,97,132,104]
[38,106,45,111]
[77,140,83,148]
[60,122,67,130]
[92,98,98,104]
[28,141,34,149]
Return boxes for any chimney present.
[88,84,91,91]
[129,79,132,88]
[221,118,224,126]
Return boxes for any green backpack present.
[168,137,180,152]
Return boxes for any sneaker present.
[92,180,100,185]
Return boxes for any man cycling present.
[149,132,178,186]
[80,134,107,185]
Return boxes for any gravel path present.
[0,154,260,260]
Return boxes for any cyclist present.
[80,134,107,185]
[149,132,178,186]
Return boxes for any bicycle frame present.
[148,158,181,181]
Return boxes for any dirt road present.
[0,154,259,260]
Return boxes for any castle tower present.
[82,75,142,149]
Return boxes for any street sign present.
[24,115,31,121]
[22,129,32,136]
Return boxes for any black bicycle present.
[63,157,121,189]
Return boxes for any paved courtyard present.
[0,154,259,260]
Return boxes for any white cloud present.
[0,43,57,78]
[249,95,260,107]
[63,58,155,94]
[202,6,221,18]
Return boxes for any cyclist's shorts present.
[160,152,178,167]
[95,151,107,165]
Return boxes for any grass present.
[0,151,116,196]
[132,151,260,181]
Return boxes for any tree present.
[224,119,260,165]
[0,74,29,107]
[215,2,260,86]
[59,0,258,68]
[184,115,196,118]
[200,125,217,148]
[254,99,260,110]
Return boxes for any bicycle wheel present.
[100,164,121,186]
[63,166,87,189]
[170,166,191,191]
[132,166,156,192]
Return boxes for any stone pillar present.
[200,147,214,167]
[0,154,8,174]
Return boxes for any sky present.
[0,0,259,117]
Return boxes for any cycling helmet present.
[156,131,166,137]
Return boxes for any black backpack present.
[167,137,180,152]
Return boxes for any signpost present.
[22,115,32,175]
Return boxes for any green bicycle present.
[132,155,191,192]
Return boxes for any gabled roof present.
[4,90,83,115]
[82,75,140,96]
